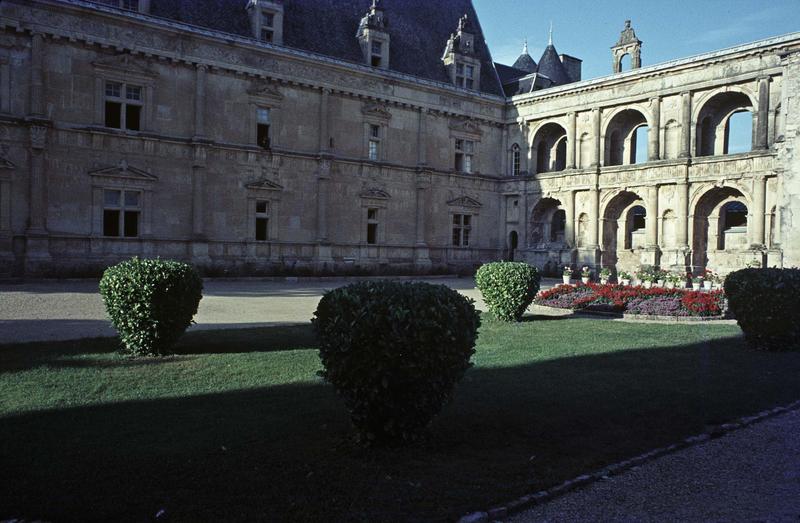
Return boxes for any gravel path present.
[0,277,565,344]
[509,408,800,522]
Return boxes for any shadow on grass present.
[0,324,318,373]
[3,333,800,522]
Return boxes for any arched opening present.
[511,144,521,176]
[625,205,647,249]
[695,91,754,157]
[601,190,646,271]
[663,120,680,160]
[692,186,748,272]
[633,125,648,164]
[530,197,564,246]
[508,230,519,261]
[531,122,568,174]
[604,109,649,166]
[578,132,592,169]
[725,111,752,154]
[550,209,566,242]
[619,53,632,72]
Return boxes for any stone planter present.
[703,280,713,291]
[600,278,608,285]
[562,275,571,285]
[657,279,665,288]
[581,277,590,284]
[621,279,630,286]
[665,281,675,289]
[692,282,701,291]
[643,280,653,289]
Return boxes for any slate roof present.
[91,0,504,96]
[511,52,536,73]
[536,44,571,86]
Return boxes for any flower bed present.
[535,283,726,318]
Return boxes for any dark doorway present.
[509,230,519,261]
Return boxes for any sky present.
[474,0,800,81]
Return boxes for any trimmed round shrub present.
[312,281,480,444]
[475,261,541,322]
[99,257,203,356]
[724,268,800,351]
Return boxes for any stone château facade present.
[1,0,799,277]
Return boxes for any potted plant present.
[691,275,702,291]
[656,269,666,288]
[702,269,715,291]
[618,270,631,286]
[637,265,655,289]
[581,266,591,284]
[562,265,573,285]
[599,267,612,285]
[665,271,682,289]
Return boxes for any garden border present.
[457,398,800,523]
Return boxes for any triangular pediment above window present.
[447,195,482,208]
[92,54,157,78]
[361,103,392,121]
[248,82,283,103]
[246,178,284,191]
[449,119,482,137]
[88,160,157,181]
[359,187,390,200]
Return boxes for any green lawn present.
[2,318,800,522]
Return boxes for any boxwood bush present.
[724,268,800,351]
[312,281,480,444]
[475,261,541,322]
[99,257,203,356]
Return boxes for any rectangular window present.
[366,207,378,245]
[104,80,142,131]
[371,41,382,55]
[262,12,274,27]
[255,200,270,241]
[256,108,270,149]
[512,148,521,176]
[452,214,472,247]
[121,0,139,11]
[455,139,475,173]
[368,124,380,161]
[103,189,140,238]
[455,62,475,89]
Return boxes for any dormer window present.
[261,11,275,42]
[121,0,139,10]
[115,0,149,12]
[456,63,474,89]
[248,1,284,45]
[371,41,383,67]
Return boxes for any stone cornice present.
[5,0,506,118]
[512,31,800,105]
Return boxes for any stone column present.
[29,33,44,116]
[191,146,207,238]
[751,175,767,247]
[566,111,577,169]
[194,64,207,138]
[563,189,575,247]
[755,76,770,150]
[318,88,330,153]
[676,180,689,249]
[591,108,602,167]
[679,91,692,158]
[648,96,661,161]
[416,108,427,166]
[588,186,600,248]
[316,160,330,242]
[500,124,509,175]
[25,124,50,267]
[414,172,431,268]
[519,121,529,174]
[646,185,659,247]
[521,187,530,249]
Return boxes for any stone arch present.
[531,122,568,174]
[529,197,563,246]
[603,108,650,166]
[662,119,680,160]
[600,190,646,270]
[694,90,755,156]
[691,186,749,272]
